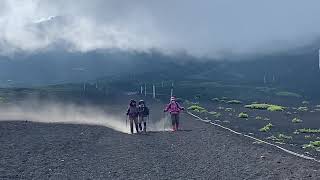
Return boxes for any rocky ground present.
[195,100,320,158]
[1,105,320,179]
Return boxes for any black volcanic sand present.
[1,110,320,179]
[197,101,320,158]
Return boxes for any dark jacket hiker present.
[126,99,139,134]
[138,100,149,133]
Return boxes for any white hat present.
[170,96,176,101]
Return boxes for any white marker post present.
[263,74,267,84]
[273,75,275,82]
[144,83,147,96]
[170,81,174,97]
[153,84,156,99]
[140,85,143,95]
[318,49,320,70]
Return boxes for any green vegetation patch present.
[297,107,308,112]
[221,97,228,100]
[298,128,320,133]
[305,135,312,139]
[225,108,233,112]
[275,91,302,98]
[303,141,320,151]
[0,96,6,103]
[302,101,310,105]
[293,130,300,135]
[226,100,242,104]
[278,133,292,140]
[208,111,221,118]
[245,103,284,112]
[254,116,269,121]
[217,106,225,110]
[238,112,249,118]
[245,103,269,110]
[267,105,285,112]
[259,123,273,132]
[188,105,207,113]
[211,98,220,102]
[292,118,303,123]
[267,133,292,142]
[184,100,199,105]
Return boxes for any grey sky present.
[1,0,320,58]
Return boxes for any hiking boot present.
[143,123,147,133]
[172,126,176,131]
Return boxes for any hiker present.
[164,96,184,131]
[126,99,139,134]
[138,100,150,133]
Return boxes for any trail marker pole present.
[318,49,320,70]
[144,83,147,96]
[272,75,275,82]
[170,81,174,97]
[153,84,156,99]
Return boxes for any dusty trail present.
[0,106,320,179]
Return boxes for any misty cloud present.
[1,0,320,58]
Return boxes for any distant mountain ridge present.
[0,44,319,98]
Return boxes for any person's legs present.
[129,117,134,134]
[140,116,146,133]
[176,114,180,130]
[143,121,147,132]
[171,114,177,131]
[138,116,142,131]
[134,117,139,133]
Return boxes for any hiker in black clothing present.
[138,100,149,133]
[126,99,139,134]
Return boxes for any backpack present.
[143,107,149,116]
[127,106,138,117]
[169,102,180,113]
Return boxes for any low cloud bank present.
[1,0,320,58]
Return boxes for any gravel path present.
[1,111,320,179]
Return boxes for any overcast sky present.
[1,0,320,58]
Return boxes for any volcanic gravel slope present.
[1,113,320,179]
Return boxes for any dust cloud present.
[0,101,172,134]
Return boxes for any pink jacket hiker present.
[164,101,184,114]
